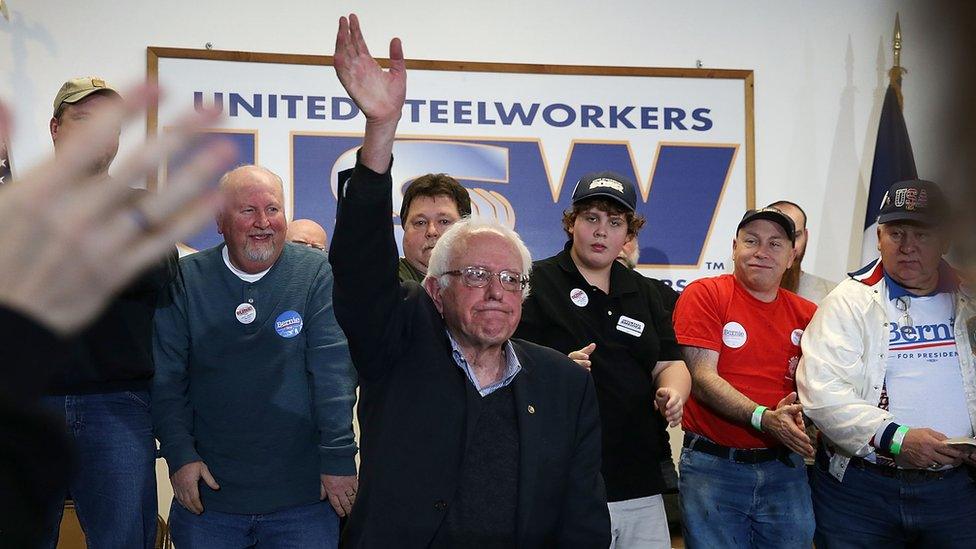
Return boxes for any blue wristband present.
[878,422,900,452]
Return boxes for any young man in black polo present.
[515,171,691,548]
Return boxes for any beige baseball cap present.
[52,76,120,117]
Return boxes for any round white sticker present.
[235,303,256,325]
[791,328,804,346]
[570,288,589,307]
[722,321,748,348]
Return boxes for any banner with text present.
[151,49,754,290]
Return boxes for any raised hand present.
[0,87,235,335]
[334,14,405,125]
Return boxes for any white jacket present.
[796,259,976,480]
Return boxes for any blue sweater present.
[152,243,357,514]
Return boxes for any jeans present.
[810,458,976,548]
[679,446,814,548]
[608,494,670,549]
[169,499,339,548]
[39,390,158,549]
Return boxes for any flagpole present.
[858,12,918,266]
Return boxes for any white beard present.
[244,240,275,262]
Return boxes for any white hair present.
[426,216,533,299]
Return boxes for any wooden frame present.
[146,46,755,207]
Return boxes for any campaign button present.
[275,310,303,338]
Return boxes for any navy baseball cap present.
[736,207,797,243]
[877,179,948,226]
[571,171,637,212]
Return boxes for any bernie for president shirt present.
[881,273,971,443]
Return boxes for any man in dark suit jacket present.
[328,14,610,548]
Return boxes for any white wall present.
[1,0,967,520]
[2,1,968,278]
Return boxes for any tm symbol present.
[706,261,725,270]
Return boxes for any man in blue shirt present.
[152,165,358,548]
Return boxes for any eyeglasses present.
[894,296,913,328]
[443,266,528,292]
[293,241,326,251]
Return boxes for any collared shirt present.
[515,243,683,501]
[446,330,521,397]
[398,257,426,284]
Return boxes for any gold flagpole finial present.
[0,0,9,21]
[893,12,903,69]
[889,12,905,108]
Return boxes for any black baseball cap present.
[877,179,948,226]
[571,171,637,212]
[736,207,797,243]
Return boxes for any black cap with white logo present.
[736,207,797,243]
[877,179,948,226]
[571,171,637,212]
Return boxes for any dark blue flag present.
[861,83,917,263]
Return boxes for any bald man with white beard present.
[152,165,358,547]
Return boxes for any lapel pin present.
[527,405,536,414]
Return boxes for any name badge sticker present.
[616,315,645,337]
[275,310,303,338]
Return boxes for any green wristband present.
[890,425,910,456]
[751,405,768,432]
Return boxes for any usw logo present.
[170,133,737,267]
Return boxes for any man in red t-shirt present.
[673,207,817,548]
